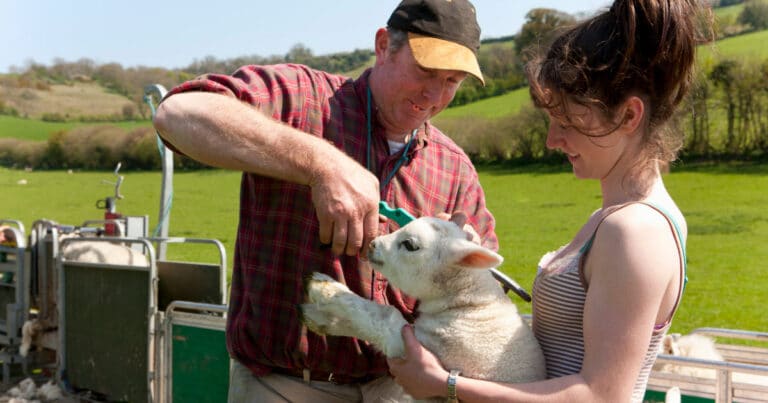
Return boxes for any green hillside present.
[714,3,744,22]
[0,115,150,141]
[437,86,531,121]
[1,9,765,147]
[699,29,768,63]
[439,28,768,123]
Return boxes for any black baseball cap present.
[388,0,484,84]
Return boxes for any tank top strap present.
[577,201,687,331]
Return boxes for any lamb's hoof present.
[298,303,330,335]
[306,272,351,304]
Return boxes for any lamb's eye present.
[400,239,420,252]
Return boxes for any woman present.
[386,0,713,401]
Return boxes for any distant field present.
[3,163,767,334]
[437,28,768,123]
[0,115,152,141]
[699,29,768,65]
[0,82,136,120]
[437,86,531,120]
[714,3,744,24]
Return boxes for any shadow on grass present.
[475,157,768,176]
[671,159,768,175]
[686,211,766,235]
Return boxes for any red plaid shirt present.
[165,64,498,380]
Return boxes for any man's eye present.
[399,239,420,252]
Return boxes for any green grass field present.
[437,86,532,120]
[699,29,768,66]
[3,164,766,335]
[714,3,744,23]
[0,115,152,141]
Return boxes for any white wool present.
[38,380,63,400]
[7,378,37,399]
[664,386,681,403]
[20,320,43,357]
[3,378,64,402]
[61,240,147,266]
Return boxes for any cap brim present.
[408,33,484,86]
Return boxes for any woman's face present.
[545,101,631,181]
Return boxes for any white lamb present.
[61,239,148,267]
[655,333,768,386]
[20,238,148,357]
[300,217,546,401]
[655,333,725,378]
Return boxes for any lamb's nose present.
[368,240,376,251]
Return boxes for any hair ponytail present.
[527,0,713,160]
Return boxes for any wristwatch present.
[447,369,461,402]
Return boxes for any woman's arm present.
[388,325,593,402]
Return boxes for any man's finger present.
[345,219,364,256]
[449,212,468,228]
[332,219,348,256]
[361,210,379,259]
[317,215,333,247]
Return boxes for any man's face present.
[373,36,467,137]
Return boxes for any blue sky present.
[1,0,611,73]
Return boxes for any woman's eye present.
[400,239,420,252]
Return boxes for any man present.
[153,0,498,401]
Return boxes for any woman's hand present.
[386,324,449,399]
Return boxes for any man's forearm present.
[153,91,339,185]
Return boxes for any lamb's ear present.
[451,240,504,270]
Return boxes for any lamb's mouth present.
[367,253,384,267]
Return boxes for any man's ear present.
[374,28,390,65]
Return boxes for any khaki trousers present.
[228,360,408,403]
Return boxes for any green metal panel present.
[64,263,149,403]
[643,389,715,403]
[171,323,229,403]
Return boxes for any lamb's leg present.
[299,272,408,358]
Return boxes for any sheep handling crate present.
[644,328,768,403]
[0,219,30,383]
[56,235,228,403]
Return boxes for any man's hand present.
[436,212,481,244]
[310,156,380,257]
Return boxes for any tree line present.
[2,53,766,171]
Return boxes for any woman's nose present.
[545,125,564,150]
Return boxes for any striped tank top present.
[531,202,686,403]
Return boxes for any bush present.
[41,112,66,122]
[0,138,46,167]
[739,0,768,30]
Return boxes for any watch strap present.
[447,369,461,401]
